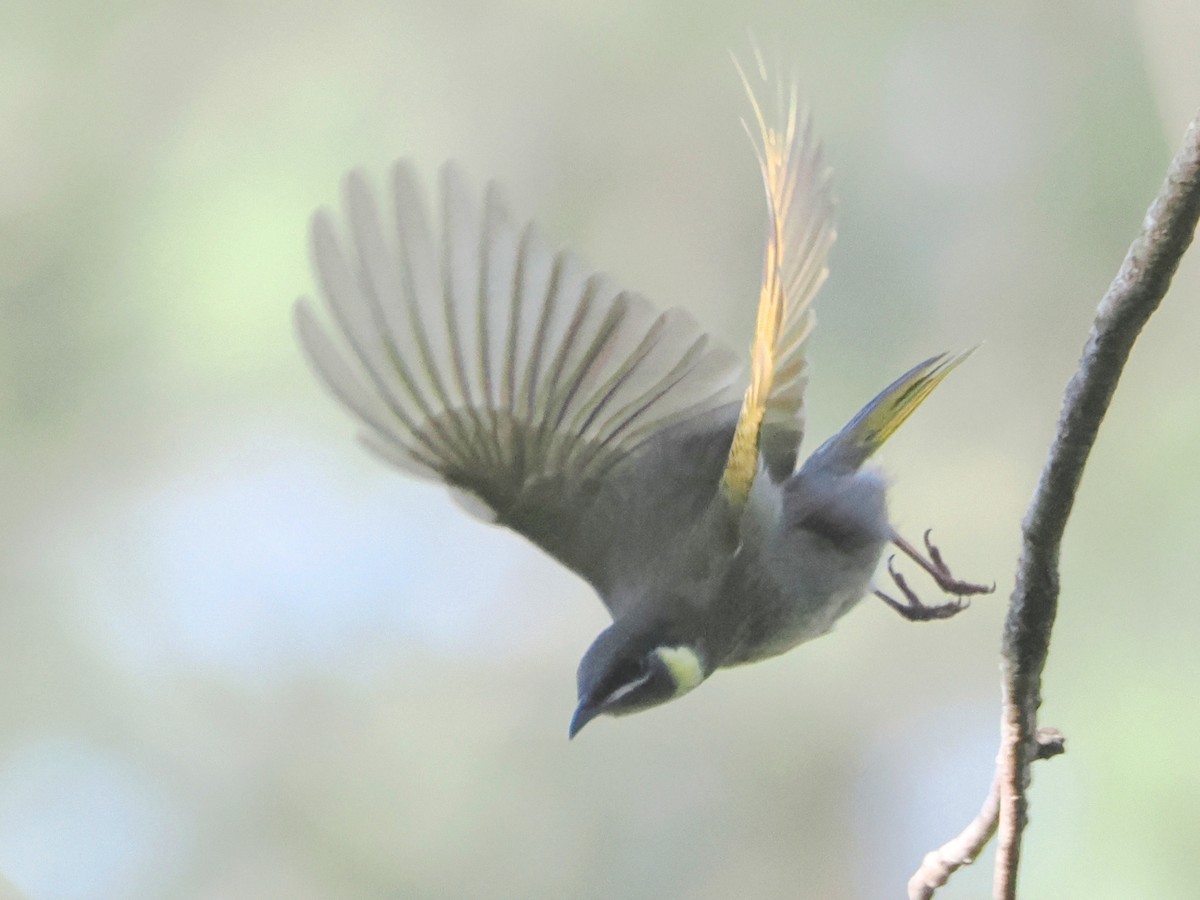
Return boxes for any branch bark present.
[909,107,1200,898]
[994,107,1200,898]
[907,729,1064,900]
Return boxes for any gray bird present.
[294,65,990,739]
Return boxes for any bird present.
[293,58,992,740]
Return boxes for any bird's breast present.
[711,478,888,667]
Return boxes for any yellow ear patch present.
[654,646,706,697]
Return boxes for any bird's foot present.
[875,556,970,622]
[893,529,995,597]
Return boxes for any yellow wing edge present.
[807,347,978,473]
[721,53,825,509]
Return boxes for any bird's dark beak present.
[568,697,600,739]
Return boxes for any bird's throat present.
[653,645,706,697]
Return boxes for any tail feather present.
[803,349,975,474]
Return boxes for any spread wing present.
[295,162,744,590]
[721,57,836,510]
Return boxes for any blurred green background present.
[3,1,1199,897]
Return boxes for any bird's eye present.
[621,660,650,688]
[597,660,655,708]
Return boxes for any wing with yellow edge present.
[802,349,976,476]
[721,55,836,510]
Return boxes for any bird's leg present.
[875,556,969,622]
[892,529,995,597]
[874,530,994,622]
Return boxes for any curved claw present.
[895,529,993,597]
[877,555,972,623]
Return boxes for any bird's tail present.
[802,349,975,474]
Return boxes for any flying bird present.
[294,59,991,739]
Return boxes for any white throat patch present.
[654,645,706,696]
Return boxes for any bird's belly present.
[716,472,889,668]
[725,583,868,665]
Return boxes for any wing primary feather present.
[298,298,449,480]
[309,210,457,466]
[571,339,719,481]
[299,160,748,548]
[547,287,630,433]
[295,299,408,441]
[342,173,463,465]
[480,184,521,473]
[478,183,514,412]
[722,53,835,509]
[532,275,606,474]
[459,180,508,475]
[562,298,666,444]
[357,429,442,480]
[438,164,475,411]
[440,165,494,467]
[520,250,570,481]
[529,266,597,457]
[519,250,567,432]
[587,327,714,451]
[392,165,478,466]
[476,187,498,412]
[500,226,528,413]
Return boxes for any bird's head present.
[569,618,708,738]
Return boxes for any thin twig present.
[907,729,1064,900]
[908,107,1200,899]
[994,109,1200,898]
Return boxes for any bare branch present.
[908,107,1200,899]
[907,729,1064,900]
[993,108,1200,897]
